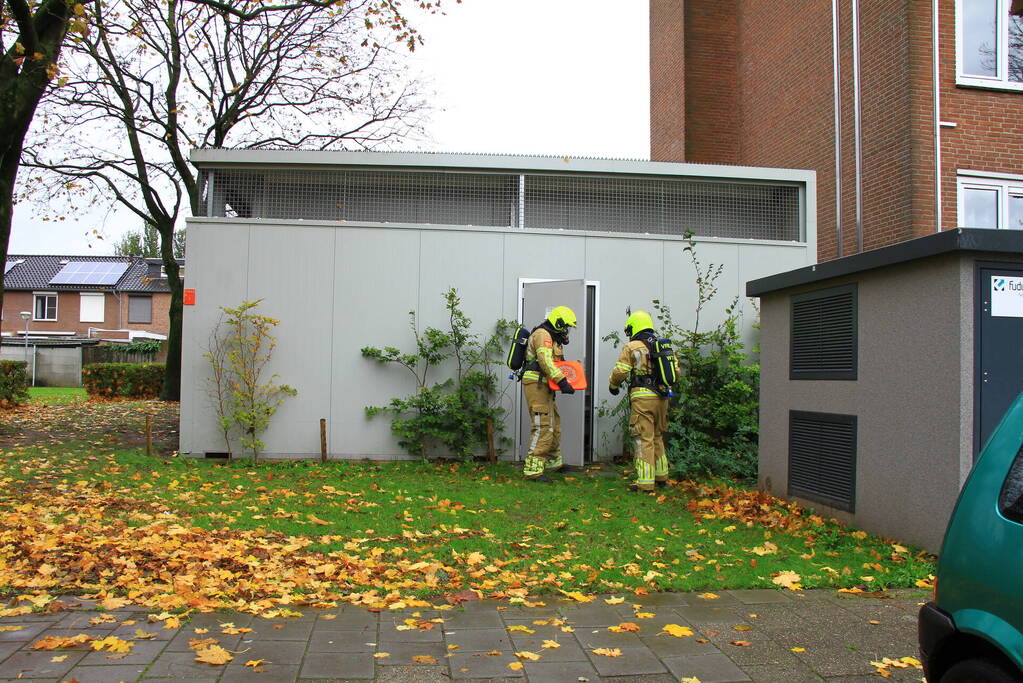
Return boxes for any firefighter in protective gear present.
[608,310,677,492]
[521,305,578,481]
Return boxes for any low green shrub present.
[82,362,165,399]
[0,360,29,408]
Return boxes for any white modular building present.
[181,150,815,463]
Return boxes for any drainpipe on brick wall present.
[832,0,844,257]
[851,0,864,253]
[933,0,942,232]
[111,290,123,330]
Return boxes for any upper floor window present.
[128,295,152,324]
[33,292,57,321]
[958,0,1023,90]
[958,173,1023,229]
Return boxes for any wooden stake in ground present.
[320,418,327,463]
[145,414,152,457]
[486,419,496,462]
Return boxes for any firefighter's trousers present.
[630,393,669,491]
[522,380,562,478]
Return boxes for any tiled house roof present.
[4,255,178,293]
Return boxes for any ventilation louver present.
[789,410,856,512]
[791,284,857,380]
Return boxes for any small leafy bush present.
[0,360,29,408]
[203,300,297,460]
[362,288,512,460]
[82,362,165,399]
[654,238,760,482]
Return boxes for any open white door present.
[520,279,589,467]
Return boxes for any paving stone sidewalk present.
[0,588,928,682]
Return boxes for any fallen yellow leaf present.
[771,570,802,590]
[541,640,561,649]
[608,622,640,633]
[194,645,233,665]
[592,647,623,657]
[604,596,625,604]
[507,625,535,634]
[31,634,92,650]
[50,655,68,662]
[558,590,595,603]
[661,624,694,638]
[508,661,524,671]
[373,652,390,659]
[697,592,720,600]
[413,654,438,664]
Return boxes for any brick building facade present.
[650,0,1023,262]
[2,256,177,339]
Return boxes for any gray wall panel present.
[245,226,336,456]
[183,219,812,462]
[331,228,421,458]
[180,223,250,455]
[584,237,664,459]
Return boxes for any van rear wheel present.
[942,658,1023,682]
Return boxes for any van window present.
[998,445,1023,524]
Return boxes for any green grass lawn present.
[0,441,935,598]
[26,387,87,405]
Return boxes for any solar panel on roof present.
[49,261,129,286]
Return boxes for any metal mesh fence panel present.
[199,167,801,241]
[524,174,800,240]
[203,168,519,227]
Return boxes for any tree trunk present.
[157,220,182,401]
[0,0,75,323]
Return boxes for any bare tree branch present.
[18,0,433,399]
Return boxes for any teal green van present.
[919,392,1023,682]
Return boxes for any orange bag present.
[548,361,588,391]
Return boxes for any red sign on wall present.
[183,289,196,306]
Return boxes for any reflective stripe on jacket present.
[609,339,661,398]
[523,326,565,384]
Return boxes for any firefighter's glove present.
[608,385,620,396]
[557,378,575,394]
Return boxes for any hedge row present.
[82,363,164,399]
[0,360,29,408]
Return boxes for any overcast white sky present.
[9,0,650,255]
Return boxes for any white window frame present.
[79,292,105,323]
[957,171,1023,229]
[33,292,58,321]
[956,0,1023,91]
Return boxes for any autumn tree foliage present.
[9,0,445,401]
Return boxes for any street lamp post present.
[19,311,30,377]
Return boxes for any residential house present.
[649,0,1023,260]
[2,255,180,339]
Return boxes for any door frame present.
[515,277,600,461]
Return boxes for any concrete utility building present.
[181,150,814,462]
[750,229,1023,551]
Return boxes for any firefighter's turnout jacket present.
[608,334,676,491]
[521,325,566,477]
